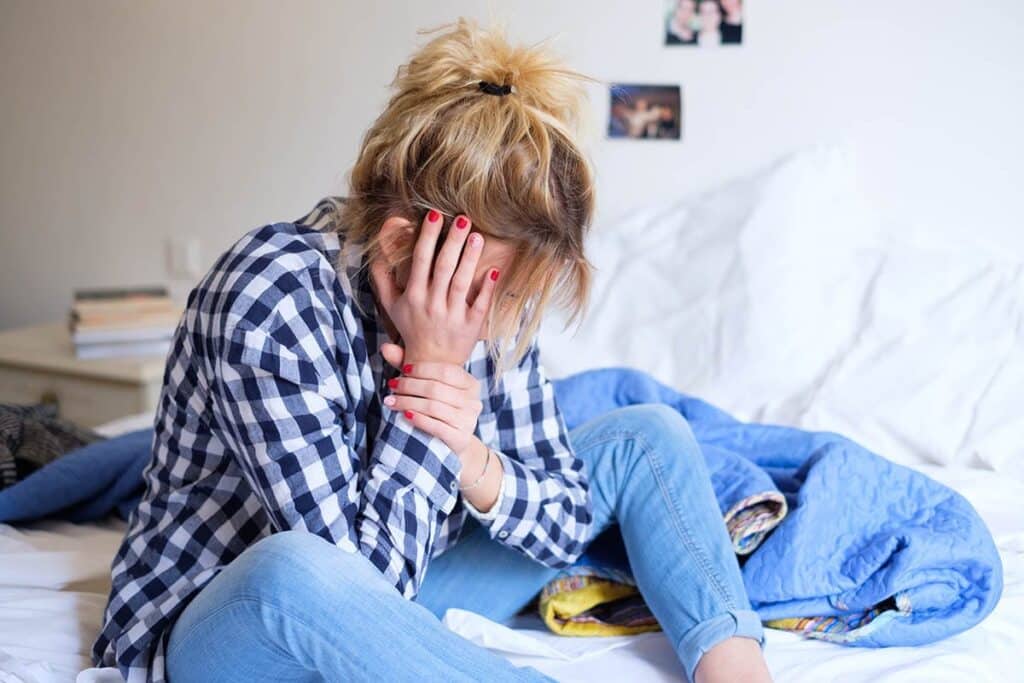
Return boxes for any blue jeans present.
[166,404,763,682]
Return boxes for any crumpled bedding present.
[0,402,105,490]
[540,367,1004,647]
[0,367,1004,651]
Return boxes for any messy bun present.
[336,17,599,381]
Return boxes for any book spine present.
[72,298,177,317]
[74,340,171,360]
[73,285,169,301]
[72,310,181,329]
[72,326,177,344]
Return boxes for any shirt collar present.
[294,195,387,341]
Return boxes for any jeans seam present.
[643,431,738,610]
[584,425,737,611]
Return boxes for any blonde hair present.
[336,17,599,383]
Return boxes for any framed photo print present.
[608,84,682,140]
[665,0,743,46]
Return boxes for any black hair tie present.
[478,80,513,96]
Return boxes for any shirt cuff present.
[372,406,463,516]
[461,448,519,537]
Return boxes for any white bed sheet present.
[0,413,1020,683]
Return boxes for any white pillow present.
[798,242,1024,476]
[539,143,1023,477]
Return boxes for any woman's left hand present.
[380,342,482,458]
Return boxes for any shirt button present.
[450,480,458,491]
[498,530,509,539]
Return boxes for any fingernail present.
[402,363,413,373]
[383,395,395,405]
[469,233,482,247]
[388,378,399,388]
[455,216,468,229]
[427,209,440,223]
[404,410,415,419]
[490,269,500,281]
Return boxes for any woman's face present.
[720,0,741,15]
[699,0,721,28]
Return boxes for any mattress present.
[0,411,1020,683]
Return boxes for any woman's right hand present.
[369,209,499,366]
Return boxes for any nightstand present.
[0,323,166,427]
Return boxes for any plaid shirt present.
[92,197,593,682]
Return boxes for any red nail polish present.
[427,209,440,222]
[388,378,398,388]
[404,410,414,419]
[490,268,500,281]
[402,363,413,374]
[455,216,468,229]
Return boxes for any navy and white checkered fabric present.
[92,197,593,682]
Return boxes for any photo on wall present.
[608,84,682,140]
[665,0,743,46]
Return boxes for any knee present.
[251,528,330,558]
[579,403,705,490]
[631,403,697,439]
[610,403,701,464]
[228,530,377,603]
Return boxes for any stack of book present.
[69,286,181,360]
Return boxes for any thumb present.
[380,342,405,370]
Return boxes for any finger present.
[380,342,405,370]
[400,361,477,390]
[386,394,467,432]
[470,267,501,323]
[399,408,462,446]
[430,214,472,309]
[387,395,475,438]
[449,231,484,310]
[387,375,464,406]
[407,208,444,294]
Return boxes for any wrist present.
[456,437,488,485]
[457,436,503,514]
[402,344,469,367]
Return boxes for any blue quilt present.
[0,367,1002,648]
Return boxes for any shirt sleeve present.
[358,393,463,597]
[468,336,593,568]
[213,317,362,553]
[212,308,462,599]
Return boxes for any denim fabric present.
[165,530,554,683]
[166,404,761,682]
[418,404,764,681]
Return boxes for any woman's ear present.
[376,213,423,293]
[377,215,416,270]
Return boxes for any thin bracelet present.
[459,446,492,492]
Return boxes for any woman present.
[666,0,699,45]
[93,18,771,683]
[697,0,723,47]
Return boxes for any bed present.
[2,145,1021,682]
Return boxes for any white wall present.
[2,0,1022,329]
